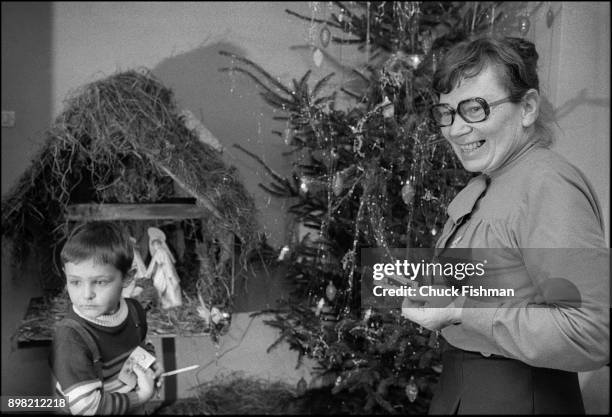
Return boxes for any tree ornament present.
[337,9,345,23]
[283,127,293,145]
[406,53,424,69]
[331,146,339,159]
[341,249,355,271]
[278,245,290,261]
[196,292,211,327]
[210,306,222,324]
[335,375,342,387]
[363,307,372,322]
[320,25,331,48]
[423,189,436,201]
[313,48,324,67]
[431,227,438,237]
[315,297,325,316]
[405,376,419,402]
[299,177,309,195]
[428,329,440,348]
[381,51,411,88]
[296,377,308,396]
[325,280,337,301]
[401,180,416,205]
[546,8,554,28]
[332,172,344,196]
[518,15,530,35]
[420,30,433,54]
[431,50,439,72]
[381,96,395,119]
[487,4,497,33]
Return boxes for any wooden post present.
[65,203,209,221]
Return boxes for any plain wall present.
[1,0,55,397]
[1,1,53,204]
[1,2,609,411]
[538,2,610,245]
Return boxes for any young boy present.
[50,222,162,414]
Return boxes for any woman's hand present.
[401,285,463,331]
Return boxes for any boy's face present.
[64,258,129,320]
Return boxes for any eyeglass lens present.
[431,99,488,127]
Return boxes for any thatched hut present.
[1,68,263,314]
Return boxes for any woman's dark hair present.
[61,222,134,275]
[433,36,553,147]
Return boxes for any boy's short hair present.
[60,222,134,275]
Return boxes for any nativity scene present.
[2,69,266,344]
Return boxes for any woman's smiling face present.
[439,65,531,174]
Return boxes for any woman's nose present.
[447,114,472,138]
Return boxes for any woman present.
[401,36,609,414]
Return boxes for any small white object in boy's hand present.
[118,346,156,388]
[160,364,200,377]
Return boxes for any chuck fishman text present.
[373,285,515,298]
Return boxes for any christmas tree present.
[221,1,534,413]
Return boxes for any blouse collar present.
[447,174,489,224]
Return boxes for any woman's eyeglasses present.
[430,97,512,127]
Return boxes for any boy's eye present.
[96,281,109,286]
[68,281,80,286]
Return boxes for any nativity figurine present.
[145,227,182,309]
[121,236,147,299]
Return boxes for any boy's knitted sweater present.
[50,297,152,415]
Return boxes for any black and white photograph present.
[1,2,609,415]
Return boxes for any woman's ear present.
[521,88,540,128]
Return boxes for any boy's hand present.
[133,363,156,402]
[151,361,164,396]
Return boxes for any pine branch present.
[285,9,341,28]
[260,91,297,110]
[313,93,336,106]
[296,70,312,95]
[341,88,365,101]
[312,72,336,98]
[232,143,290,187]
[258,183,292,198]
[219,50,294,96]
[265,180,298,196]
[329,37,365,45]
[282,147,303,157]
[219,66,292,106]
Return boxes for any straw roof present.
[1,68,261,289]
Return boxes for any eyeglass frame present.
[430,96,513,127]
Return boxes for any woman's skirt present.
[429,342,585,414]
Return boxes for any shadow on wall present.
[152,42,294,250]
[2,1,54,397]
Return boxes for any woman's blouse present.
[435,145,609,372]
